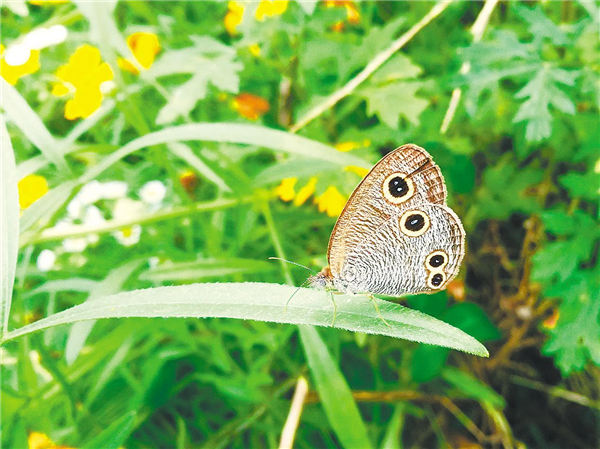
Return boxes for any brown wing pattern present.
[327,144,447,277]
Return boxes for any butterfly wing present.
[328,144,447,277]
[334,203,465,296]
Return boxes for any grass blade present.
[1,79,67,171]
[0,283,489,357]
[167,142,232,192]
[300,325,373,449]
[1,115,20,336]
[83,123,369,183]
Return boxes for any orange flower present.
[179,169,199,193]
[324,0,360,31]
[543,309,560,329]
[314,186,346,217]
[0,44,40,85]
[118,32,160,75]
[18,174,48,209]
[233,93,270,120]
[52,44,114,120]
[446,279,465,301]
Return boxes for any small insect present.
[276,144,465,325]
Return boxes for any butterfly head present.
[308,266,336,291]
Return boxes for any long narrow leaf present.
[0,283,489,357]
[0,79,66,171]
[83,123,369,183]
[300,325,373,449]
[1,115,20,336]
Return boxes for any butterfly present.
[309,144,465,301]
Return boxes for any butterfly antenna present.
[269,257,317,275]
[284,279,310,314]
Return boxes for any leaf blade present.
[1,283,488,356]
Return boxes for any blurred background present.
[1,1,599,448]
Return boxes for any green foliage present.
[1,1,598,448]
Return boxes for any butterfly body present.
[309,144,465,297]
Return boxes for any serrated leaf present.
[513,66,577,142]
[559,171,600,200]
[543,277,600,375]
[515,4,570,46]
[360,82,429,128]
[541,210,575,235]
[150,37,242,124]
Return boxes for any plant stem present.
[278,376,309,449]
[19,196,255,247]
[290,0,454,133]
[440,0,499,134]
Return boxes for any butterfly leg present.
[329,290,338,327]
[366,293,391,328]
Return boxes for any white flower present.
[114,225,142,246]
[113,198,145,221]
[139,180,166,205]
[36,249,56,272]
[77,180,103,205]
[66,198,83,220]
[102,181,127,199]
[4,44,31,66]
[148,256,160,268]
[99,80,116,94]
[83,205,105,226]
[63,238,88,253]
[23,25,68,51]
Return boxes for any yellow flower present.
[294,177,317,206]
[118,32,160,75]
[0,44,40,85]
[18,174,48,209]
[225,1,288,35]
[248,44,261,57]
[314,186,346,217]
[225,1,245,35]
[275,177,296,202]
[232,93,270,120]
[345,165,369,178]
[255,0,288,21]
[52,44,113,120]
[28,431,75,449]
[335,139,371,152]
[29,0,68,5]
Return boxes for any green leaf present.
[1,115,19,337]
[82,411,137,449]
[513,66,578,142]
[468,157,543,224]
[0,79,67,171]
[543,279,600,375]
[152,37,242,124]
[300,325,373,449]
[541,210,576,235]
[515,4,570,46]
[411,345,449,383]
[559,171,600,200]
[167,142,232,192]
[1,283,489,356]
[441,367,506,408]
[139,258,274,282]
[444,303,501,342]
[360,82,429,128]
